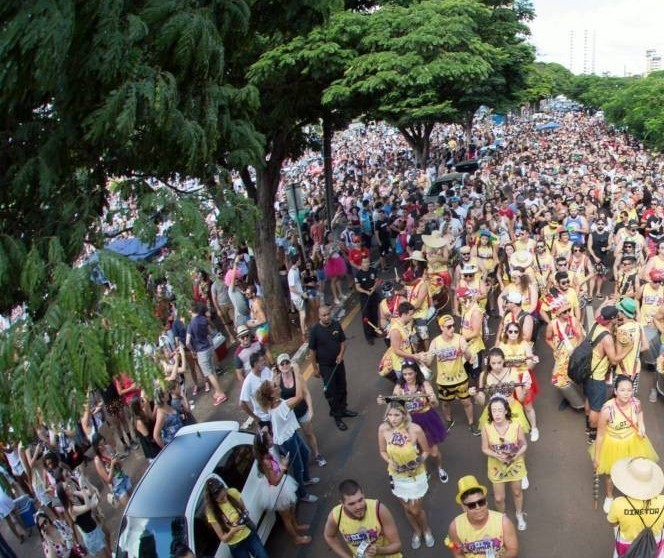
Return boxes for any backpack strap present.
[625,496,664,529]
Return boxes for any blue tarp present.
[536,121,562,131]
[105,236,168,261]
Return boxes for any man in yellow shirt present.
[427,314,478,434]
[616,297,650,395]
[446,475,519,557]
[324,479,403,558]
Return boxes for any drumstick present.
[377,393,425,404]
[363,318,383,334]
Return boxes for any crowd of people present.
[2,108,664,558]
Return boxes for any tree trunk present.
[253,169,291,344]
[464,112,473,148]
[243,132,293,344]
[322,118,334,231]
[399,123,433,169]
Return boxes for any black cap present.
[600,306,618,320]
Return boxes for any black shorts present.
[583,378,609,411]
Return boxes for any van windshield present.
[116,515,187,558]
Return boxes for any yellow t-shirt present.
[590,324,611,381]
[608,495,664,542]
[334,499,403,558]
[430,333,467,386]
[453,509,506,557]
[640,283,664,327]
[617,321,642,378]
[205,488,251,546]
[461,304,485,355]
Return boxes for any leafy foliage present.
[0,0,263,437]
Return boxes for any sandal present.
[296,523,310,531]
[213,393,228,406]
[294,535,312,545]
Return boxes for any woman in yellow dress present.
[378,401,434,550]
[470,348,529,435]
[496,323,540,442]
[480,395,528,532]
[471,231,498,278]
[593,374,659,513]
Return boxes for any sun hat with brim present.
[406,250,427,262]
[461,264,478,275]
[459,246,472,254]
[455,475,488,504]
[510,251,533,269]
[611,457,664,501]
[422,231,447,249]
[616,297,637,319]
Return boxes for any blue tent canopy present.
[536,121,561,131]
[105,236,167,261]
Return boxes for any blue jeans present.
[278,431,311,498]
[229,531,269,558]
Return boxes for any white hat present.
[277,353,291,365]
[461,264,478,275]
[611,458,664,500]
[422,230,447,249]
[407,250,427,262]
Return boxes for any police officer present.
[355,256,379,345]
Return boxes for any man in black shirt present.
[309,306,358,431]
[355,256,379,345]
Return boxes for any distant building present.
[646,49,662,75]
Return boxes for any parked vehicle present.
[116,421,276,558]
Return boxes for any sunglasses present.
[559,281,570,286]
[443,324,454,330]
[507,329,519,334]
[279,360,290,366]
[463,497,487,509]
[239,334,250,339]
[573,248,581,252]
[559,308,571,314]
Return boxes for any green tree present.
[520,62,574,108]
[0,0,262,435]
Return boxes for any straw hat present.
[611,458,664,501]
[460,264,478,275]
[422,230,447,249]
[455,475,488,504]
[406,250,427,262]
[510,250,533,269]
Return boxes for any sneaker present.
[340,293,349,301]
[438,468,449,484]
[650,388,658,403]
[521,475,529,490]
[411,534,422,550]
[469,423,481,436]
[303,477,320,486]
[424,531,435,548]
[315,455,328,467]
[205,382,211,393]
[445,418,455,430]
[530,427,540,442]
[603,497,614,514]
[516,512,527,531]
[192,386,199,397]
[333,298,341,306]
[300,493,318,503]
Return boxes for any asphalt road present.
[10,297,664,557]
[263,305,664,558]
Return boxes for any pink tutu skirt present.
[324,256,347,278]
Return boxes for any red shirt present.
[114,373,141,405]
[348,247,369,268]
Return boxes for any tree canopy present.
[0,0,263,436]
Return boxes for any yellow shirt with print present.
[430,333,467,386]
[608,495,664,542]
[205,488,251,546]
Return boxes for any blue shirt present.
[187,314,211,352]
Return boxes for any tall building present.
[646,49,662,75]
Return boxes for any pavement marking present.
[302,303,362,380]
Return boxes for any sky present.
[529,0,664,76]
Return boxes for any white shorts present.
[391,471,428,502]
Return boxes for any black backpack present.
[621,498,664,558]
[567,324,609,384]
